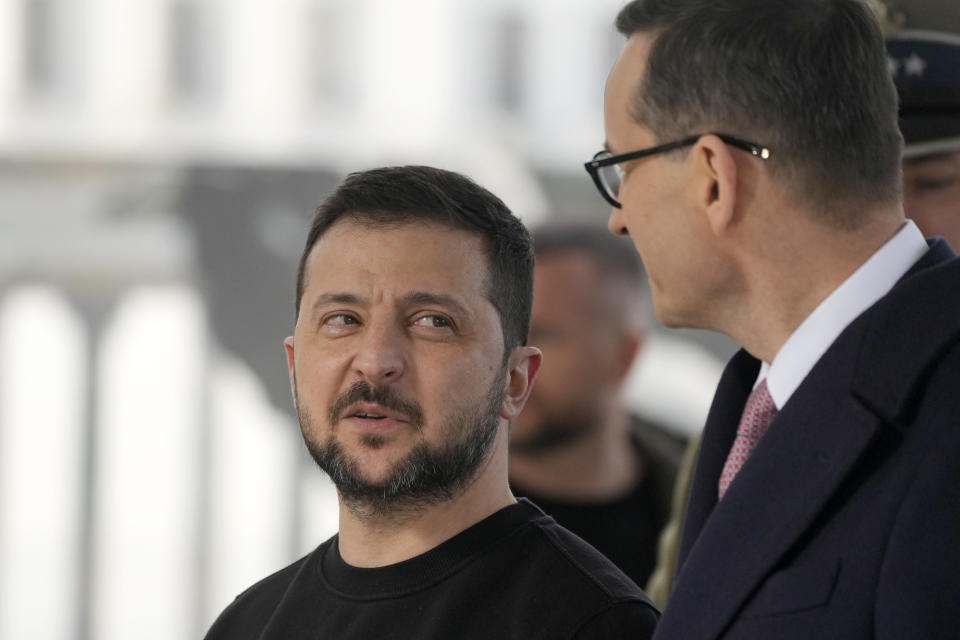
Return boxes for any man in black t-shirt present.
[205,166,658,639]
[510,225,685,589]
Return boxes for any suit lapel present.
[677,350,757,568]
[660,330,887,638]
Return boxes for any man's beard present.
[296,378,505,520]
[509,411,594,456]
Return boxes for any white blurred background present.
[0,1,735,638]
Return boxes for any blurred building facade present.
[0,1,728,638]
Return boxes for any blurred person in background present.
[884,0,960,248]
[205,165,658,639]
[509,224,685,588]
[590,0,960,637]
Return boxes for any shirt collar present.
[756,219,929,408]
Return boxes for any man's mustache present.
[328,380,424,430]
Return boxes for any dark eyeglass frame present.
[584,133,772,208]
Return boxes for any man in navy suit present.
[585,0,960,637]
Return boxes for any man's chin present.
[357,433,388,450]
[317,440,409,484]
[306,437,464,517]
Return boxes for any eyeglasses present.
[584,133,771,208]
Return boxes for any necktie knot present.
[718,379,778,499]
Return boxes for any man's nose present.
[352,321,406,385]
[607,207,628,236]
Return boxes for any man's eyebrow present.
[400,292,470,317]
[308,291,472,316]
[310,292,364,314]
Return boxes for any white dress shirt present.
[756,220,929,408]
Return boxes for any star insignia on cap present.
[904,52,926,77]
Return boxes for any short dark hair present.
[532,224,645,288]
[295,165,534,354]
[615,0,903,227]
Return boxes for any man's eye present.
[323,313,360,326]
[412,314,453,329]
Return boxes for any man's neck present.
[335,431,515,568]
[723,207,905,363]
[509,410,640,503]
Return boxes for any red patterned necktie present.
[718,379,778,499]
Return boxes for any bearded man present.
[204,165,658,639]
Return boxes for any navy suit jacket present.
[655,239,960,639]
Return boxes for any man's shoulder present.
[500,508,659,637]
[204,544,326,640]
[881,240,960,320]
[847,247,960,418]
[521,505,656,606]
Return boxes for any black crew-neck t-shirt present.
[512,471,662,587]
[205,499,658,639]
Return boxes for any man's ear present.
[283,336,297,402]
[691,134,738,237]
[500,346,543,420]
